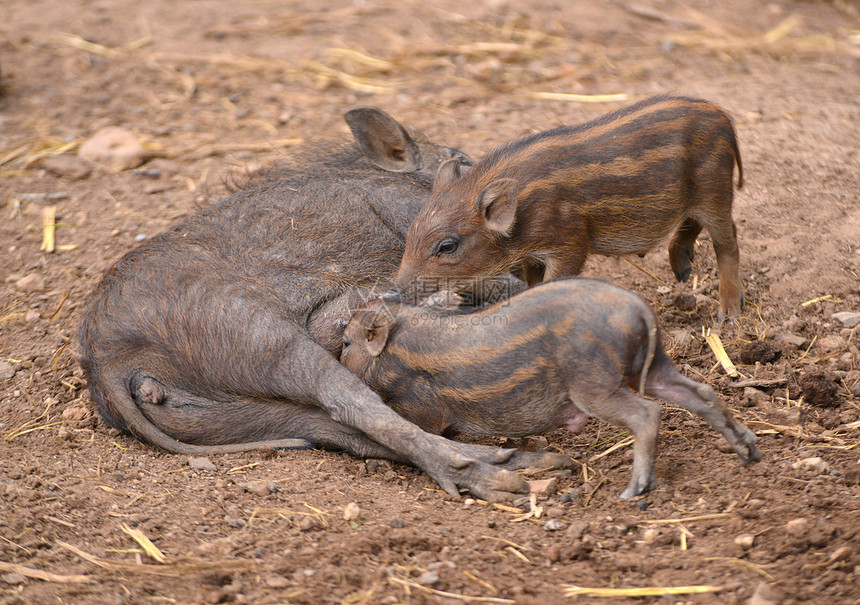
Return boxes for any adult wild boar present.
[78,108,567,502]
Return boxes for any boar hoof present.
[452,454,477,469]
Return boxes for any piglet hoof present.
[619,469,656,500]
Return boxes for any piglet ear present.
[476,178,519,235]
[351,308,396,357]
[433,158,462,191]
[344,107,419,172]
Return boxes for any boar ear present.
[476,178,519,234]
[433,158,462,191]
[344,107,420,172]
[355,310,395,357]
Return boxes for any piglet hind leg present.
[644,350,760,465]
[577,390,661,500]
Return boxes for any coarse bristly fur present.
[77,107,572,503]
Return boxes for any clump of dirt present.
[738,340,782,365]
[799,367,842,408]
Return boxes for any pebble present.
[785,518,808,537]
[544,519,566,531]
[241,481,275,496]
[773,332,808,349]
[528,477,558,495]
[635,500,651,511]
[417,570,439,586]
[343,502,361,522]
[189,456,217,472]
[390,517,406,528]
[734,533,755,548]
[1,572,26,585]
[15,273,45,293]
[25,309,41,322]
[0,361,16,380]
[832,312,860,328]
[747,580,781,605]
[41,154,92,179]
[79,126,150,172]
[263,574,290,588]
[793,456,830,474]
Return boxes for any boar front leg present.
[282,338,541,502]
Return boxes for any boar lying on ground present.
[394,94,745,321]
[341,278,759,499]
[78,108,570,502]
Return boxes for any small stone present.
[79,126,150,172]
[656,286,672,295]
[528,478,558,495]
[785,518,808,537]
[0,361,16,380]
[343,502,361,522]
[298,516,320,532]
[635,500,651,511]
[833,312,860,328]
[189,456,217,472]
[808,533,828,548]
[544,519,566,531]
[390,517,406,528]
[416,570,439,586]
[642,528,660,544]
[134,233,147,242]
[264,574,290,588]
[15,273,45,293]
[214,478,227,489]
[463,498,476,507]
[734,533,755,548]
[817,335,846,354]
[24,309,41,322]
[673,292,697,311]
[62,406,89,421]
[244,481,272,497]
[747,580,781,605]
[1,572,26,585]
[774,332,809,350]
[793,456,830,474]
[41,154,92,179]
[545,506,564,518]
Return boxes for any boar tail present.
[99,371,311,454]
[638,312,659,397]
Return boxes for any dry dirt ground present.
[2,1,860,603]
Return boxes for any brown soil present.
[2,1,859,603]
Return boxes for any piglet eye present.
[435,239,459,256]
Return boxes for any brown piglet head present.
[393,158,521,301]
[340,300,399,376]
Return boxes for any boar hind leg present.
[273,338,533,502]
[668,217,703,283]
[644,350,759,465]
